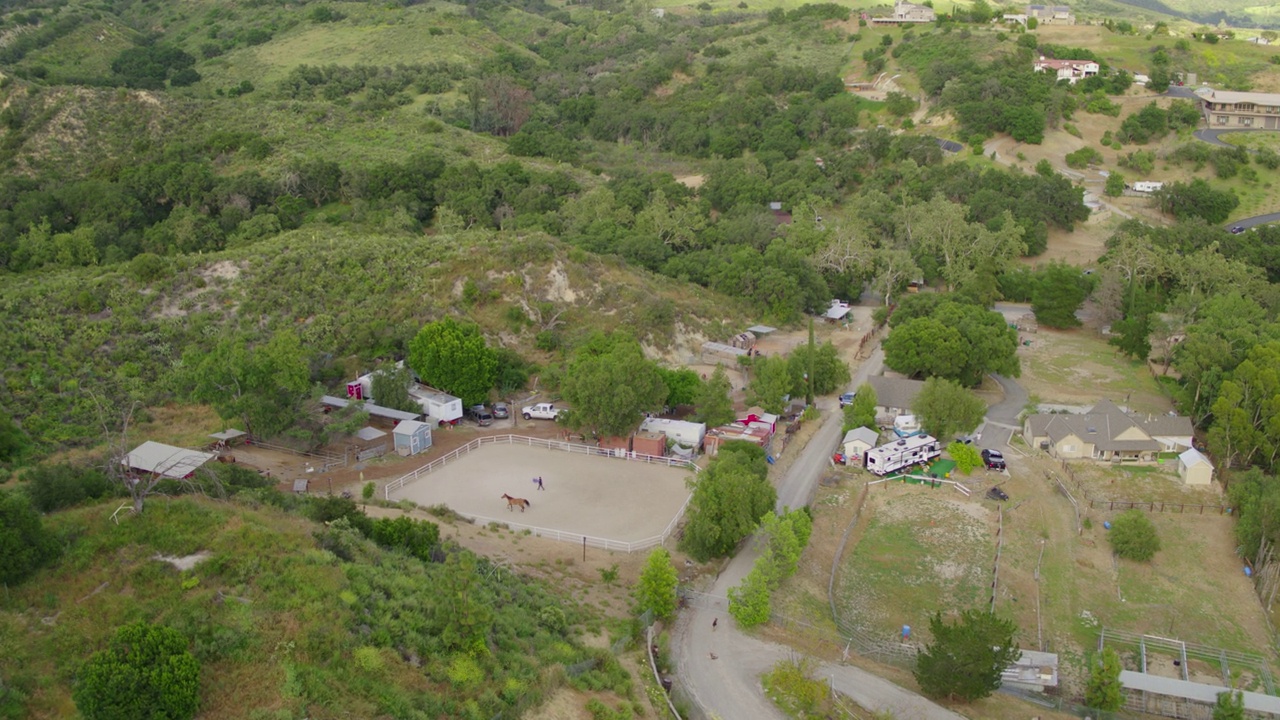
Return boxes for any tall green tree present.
[884,300,1019,386]
[1214,690,1245,720]
[1031,261,1088,329]
[747,355,794,413]
[657,367,703,408]
[73,622,201,720]
[189,331,312,440]
[914,609,1020,702]
[1085,648,1125,711]
[898,196,1026,292]
[369,363,420,414]
[914,377,987,441]
[0,490,60,585]
[787,340,851,399]
[843,383,878,433]
[434,550,493,654]
[680,442,776,561]
[694,366,736,428]
[560,332,668,437]
[635,547,679,620]
[407,317,498,407]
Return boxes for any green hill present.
[0,494,634,720]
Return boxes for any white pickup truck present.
[522,402,565,420]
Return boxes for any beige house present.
[1026,4,1074,24]
[1178,448,1214,486]
[872,0,935,24]
[1023,400,1193,463]
[841,427,881,463]
[1200,89,1280,131]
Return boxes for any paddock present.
[386,444,695,550]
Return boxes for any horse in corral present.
[500,493,530,512]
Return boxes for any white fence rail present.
[383,434,698,553]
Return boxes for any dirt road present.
[674,345,966,720]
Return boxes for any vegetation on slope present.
[0,494,629,719]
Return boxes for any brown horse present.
[501,493,530,512]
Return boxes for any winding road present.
[673,347,968,720]
[1186,125,1280,231]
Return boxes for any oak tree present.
[561,332,668,437]
[408,317,497,408]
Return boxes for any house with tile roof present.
[1022,399,1193,463]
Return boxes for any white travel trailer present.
[864,435,941,476]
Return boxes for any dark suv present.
[981,448,1006,470]
[468,405,494,427]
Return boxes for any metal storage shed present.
[122,441,216,479]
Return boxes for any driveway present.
[674,344,968,720]
[1187,127,1280,230]
[986,374,1027,429]
[1193,128,1235,148]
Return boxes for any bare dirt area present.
[1014,324,1173,415]
[386,444,693,545]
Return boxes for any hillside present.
[0,227,745,451]
[0,494,638,719]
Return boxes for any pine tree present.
[635,548,679,620]
[914,610,1020,702]
[1085,647,1124,710]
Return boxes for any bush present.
[948,442,982,474]
[0,490,61,585]
[73,623,201,720]
[22,463,112,512]
[1065,147,1103,169]
[1108,509,1160,561]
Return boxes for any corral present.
[384,438,695,551]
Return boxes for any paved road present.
[1192,128,1235,148]
[674,346,967,720]
[986,374,1027,429]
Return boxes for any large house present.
[1023,400,1193,463]
[871,0,935,24]
[1026,4,1074,24]
[868,376,925,423]
[1199,89,1280,130]
[1033,57,1099,84]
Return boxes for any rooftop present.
[1204,89,1280,106]
[122,441,216,479]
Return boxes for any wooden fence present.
[381,434,698,554]
[1087,499,1229,514]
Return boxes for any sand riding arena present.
[384,435,696,552]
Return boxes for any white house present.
[1178,448,1214,486]
[393,420,433,456]
[408,386,463,424]
[1033,57,1100,84]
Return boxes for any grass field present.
[835,489,995,640]
[1018,327,1173,415]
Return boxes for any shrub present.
[1065,146,1102,168]
[948,442,982,474]
[22,463,112,512]
[0,490,60,585]
[73,623,201,720]
[1109,509,1160,561]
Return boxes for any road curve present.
[673,345,966,720]
[1187,128,1280,230]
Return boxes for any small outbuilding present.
[393,420,433,456]
[841,427,880,463]
[122,441,216,480]
[639,417,707,450]
[1178,448,1214,486]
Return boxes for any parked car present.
[981,448,1006,470]
[986,486,1010,502]
[468,404,494,427]
[1230,225,1246,234]
[522,403,565,420]
[839,392,856,408]
[492,402,510,419]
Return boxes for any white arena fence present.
[383,434,698,553]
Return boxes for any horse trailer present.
[864,435,941,476]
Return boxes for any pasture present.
[386,443,694,548]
